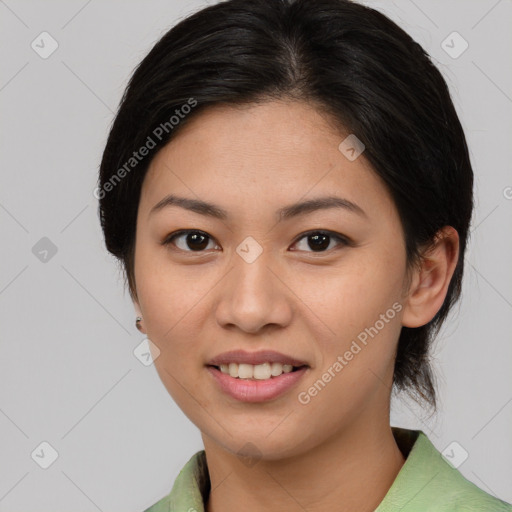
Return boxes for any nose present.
[214,249,293,334]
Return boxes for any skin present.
[133,100,459,512]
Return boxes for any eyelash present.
[161,229,352,255]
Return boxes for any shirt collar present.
[160,427,436,511]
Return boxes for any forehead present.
[139,100,394,222]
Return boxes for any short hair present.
[97,0,474,411]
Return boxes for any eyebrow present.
[149,193,367,220]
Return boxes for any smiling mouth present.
[208,362,307,380]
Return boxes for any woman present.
[97,0,512,510]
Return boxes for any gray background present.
[0,0,511,510]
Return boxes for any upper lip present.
[207,350,309,367]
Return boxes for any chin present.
[210,428,312,463]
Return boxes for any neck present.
[203,419,405,512]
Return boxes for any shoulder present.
[142,450,209,512]
[142,498,170,512]
[377,428,512,512]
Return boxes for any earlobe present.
[133,300,147,334]
[135,316,146,333]
[401,226,460,328]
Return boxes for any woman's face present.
[133,100,410,460]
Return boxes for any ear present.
[401,226,460,328]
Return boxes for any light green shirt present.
[143,427,512,511]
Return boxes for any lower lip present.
[206,366,308,403]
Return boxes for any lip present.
[206,365,309,403]
[207,349,309,367]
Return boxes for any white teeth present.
[217,362,299,379]
[228,363,238,378]
[270,362,282,376]
[238,363,253,379]
[253,362,271,380]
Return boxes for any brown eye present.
[291,231,349,253]
[162,229,350,254]
[163,230,218,252]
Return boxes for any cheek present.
[139,274,213,421]
[315,249,405,339]
[303,246,406,406]
[295,262,405,433]
[134,239,208,337]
